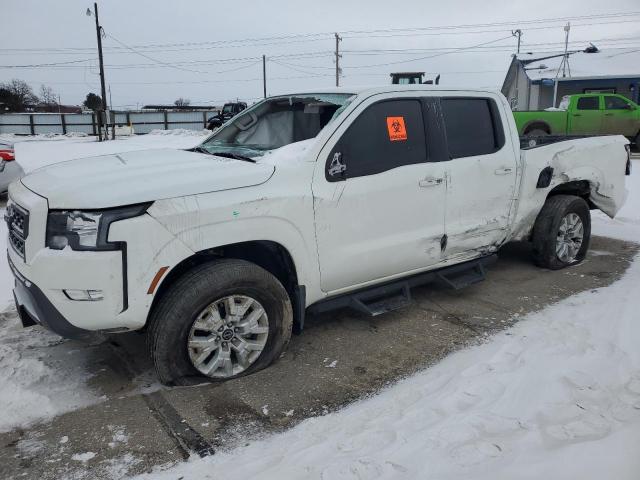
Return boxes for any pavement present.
[0,235,638,479]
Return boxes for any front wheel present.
[147,259,293,385]
[532,195,591,270]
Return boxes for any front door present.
[602,95,638,137]
[569,96,603,134]
[312,95,447,294]
[439,96,518,258]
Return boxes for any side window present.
[327,99,426,181]
[441,98,505,159]
[576,97,599,110]
[604,96,630,110]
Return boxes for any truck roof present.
[269,85,503,98]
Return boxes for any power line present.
[1,11,638,54]
[104,32,209,74]
[0,58,95,68]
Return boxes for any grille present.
[5,202,29,259]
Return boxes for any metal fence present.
[0,110,220,135]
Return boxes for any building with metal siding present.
[502,48,640,111]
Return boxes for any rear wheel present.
[148,259,293,385]
[532,195,591,270]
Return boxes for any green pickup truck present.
[514,93,640,144]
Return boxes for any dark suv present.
[206,102,247,130]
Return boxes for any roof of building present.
[515,48,640,81]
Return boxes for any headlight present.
[46,203,151,251]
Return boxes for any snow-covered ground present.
[0,132,638,478]
[132,168,640,479]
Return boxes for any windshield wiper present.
[190,146,210,154]
[209,151,256,163]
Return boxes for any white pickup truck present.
[6,86,631,385]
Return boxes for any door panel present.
[312,95,447,293]
[313,164,447,292]
[602,96,638,136]
[569,96,603,134]
[439,96,517,257]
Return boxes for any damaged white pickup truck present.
[6,86,631,384]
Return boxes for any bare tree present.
[174,97,191,107]
[0,79,39,111]
[39,85,58,105]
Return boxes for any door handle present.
[494,167,513,175]
[604,113,613,116]
[573,113,582,117]
[419,177,444,187]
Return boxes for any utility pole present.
[511,29,522,54]
[334,33,342,87]
[88,2,108,141]
[511,29,523,111]
[108,85,115,139]
[262,55,267,98]
[561,22,571,78]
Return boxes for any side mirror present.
[626,103,635,110]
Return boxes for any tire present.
[147,259,293,386]
[532,195,591,270]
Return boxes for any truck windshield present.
[199,93,354,158]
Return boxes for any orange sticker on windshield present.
[386,116,407,141]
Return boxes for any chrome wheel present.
[556,213,584,263]
[187,295,269,378]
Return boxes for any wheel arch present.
[546,179,593,206]
[148,240,304,330]
[523,121,552,135]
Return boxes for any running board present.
[350,284,412,316]
[307,255,497,318]
[436,261,486,290]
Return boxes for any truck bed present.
[520,134,602,150]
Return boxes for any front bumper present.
[9,255,90,338]
[6,181,195,337]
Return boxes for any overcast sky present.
[1,0,639,108]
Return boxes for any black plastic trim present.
[308,255,497,316]
[9,255,90,339]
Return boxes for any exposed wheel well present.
[523,122,551,135]
[547,180,594,207]
[148,241,301,329]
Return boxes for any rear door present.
[602,95,638,136]
[569,96,603,134]
[312,94,447,293]
[439,95,518,258]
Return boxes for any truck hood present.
[20,148,275,209]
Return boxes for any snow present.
[132,162,640,480]
[0,209,102,433]
[71,452,97,462]
[517,49,640,81]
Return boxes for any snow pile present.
[0,211,101,433]
[133,164,640,480]
[0,132,88,144]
